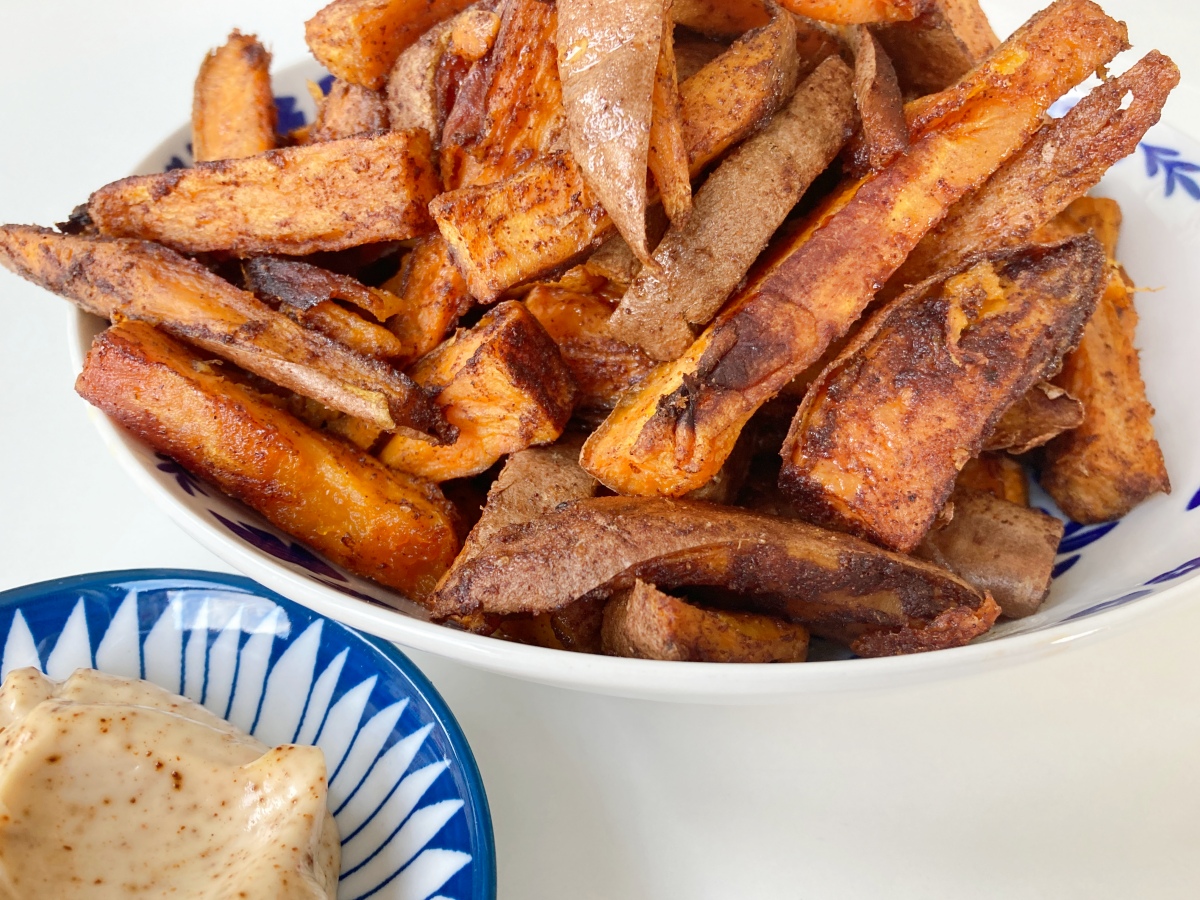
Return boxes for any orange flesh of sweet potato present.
[580,0,1128,499]
[382,236,474,364]
[871,0,998,96]
[243,256,407,322]
[780,238,1106,553]
[984,382,1084,454]
[305,0,478,90]
[779,0,928,25]
[378,301,576,480]
[279,300,407,360]
[0,226,447,438]
[309,79,390,141]
[88,129,440,257]
[76,321,459,600]
[956,453,1029,507]
[431,495,999,656]
[601,580,810,662]
[648,15,693,226]
[192,31,276,163]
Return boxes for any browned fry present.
[381,237,474,365]
[192,31,276,163]
[497,595,608,652]
[1043,267,1170,523]
[602,580,810,662]
[779,0,928,24]
[279,300,407,360]
[243,256,408,321]
[431,7,802,299]
[0,226,446,439]
[891,51,1178,291]
[649,14,693,225]
[305,0,478,90]
[984,382,1084,454]
[670,0,769,36]
[309,79,390,141]
[608,56,856,360]
[524,284,654,413]
[673,32,730,81]
[88,129,440,257]
[557,0,667,262]
[583,206,671,287]
[1040,196,1121,256]
[848,25,908,170]
[378,301,576,480]
[580,0,1128,499]
[77,321,459,600]
[956,453,1029,506]
[431,496,1000,657]
[872,0,998,96]
[781,238,1106,553]
[915,488,1063,619]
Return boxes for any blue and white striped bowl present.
[0,570,495,900]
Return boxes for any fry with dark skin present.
[780,237,1106,553]
[0,226,448,439]
[77,321,459,601]
[581,0,1129,498]
[669,0,769,36]
[871,0,998,96]
[984,382,1084,455]
[847,25,908,171]
[601,580,811,662]
[243,256,408,322]
[431,496,1000,657]
[88,129,440,257]
[192,31,276,162]
[648,12,693,225]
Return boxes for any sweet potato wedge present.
[601,580,810,662]
[848,25,908,171]
[278,300,407,360]
[872,0,998,96]
[380,237,473,365]
[779,0,927,24]
[780,237,1106,553]
[956,453,1029,507]
[192,31,276,163]
[88,129,440,257]
[670,0,769,36]
[915,487,1063,619]
[649,14,693,225]
[308,79,390,141]
[378,301,576,480]
[984,382,1084,454]
[892,51,1177,290]
[580,0,1127,498]
[0,226,445,438]
[524,284,654,413]
[607,57,856,361]
[243,256,407,321]
[431,496,1000,657]
[305,0,478,90]
[77,321,459,600]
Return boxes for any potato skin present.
[192,31,276,163]
[76,322,459,600]
[309,79,390,141]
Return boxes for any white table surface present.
[2,2,1199,896]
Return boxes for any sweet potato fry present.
[77,321,459,600]
[915,487,1063,619]
[431,496,999,657]
[380,236,473,364]
[780,238,1106,553]
[308,79,390,141]
[0,226,446,438]
[243,256,407,321]
[673,32,730,81]
[956,453,1029,506]
[524,284,654,413]
[305,0,478,90]
[848,25,908,170]
[378,301,576,480]
[583,206,670,288]
[431,7,802,298]
[872,0,998,96]
[649,15,693,225]
[892,51,1177,290]
[581,0,1127,498]
[277,300,407,360]
[602,580,810,662]
[670,0,769,36]
[608,56,856,360]
[984,382,1084,454]
[88,129,439,257]
[192,31,276,163]
[1046,196,1122,256]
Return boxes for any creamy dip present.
[0,667,339,899]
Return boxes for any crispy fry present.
[891,51,1176,290]
[77,321,459,600]
[583,207,671,287]
[602,580,810,662]
[243,256,407,321]
[1049,196,1122,256]
[673,32,730,81]
[380,236,473,365]
[0,226,446,438]
[779,0,927,24]
[848,25,908,170]
[781,238,1106,553]
[581,0,1128,498]
[984,382,1084,454]
[431,8,803,298]
[524,284,654,413]
[88,129,440,257]
[305,0,478,90]
[649,14,693,225]
[670,0,769,36]
[915,487,1063,619]
[278,300,407,359]
[192,31,276,163]
[309,79,390,141]
[608,56,856,360]
[431,496,999,656]
[556,0,666,262]
[378,301,576,480]
[872,0,998,96]
[955,453,1030,507]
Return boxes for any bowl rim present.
[0,567,498,898]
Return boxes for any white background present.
[2,1,1199,896]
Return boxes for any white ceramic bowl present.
[69,61,1200,702]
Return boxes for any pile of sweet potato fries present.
[0,0,1178,661]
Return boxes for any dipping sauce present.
[0,667,339,898]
